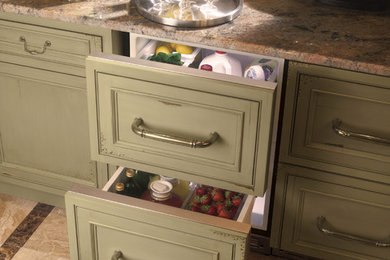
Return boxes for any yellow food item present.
[175,44,194,55]
[164,6,179,19]
[155,45,171,54]
[170,42,177,50]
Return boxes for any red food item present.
[224,199,233,208]
[191,195,201,205]
[211,190,224,202]
[190,205,200,212]
[218,208,233,219]
[199,194,211,205]
[216,203,225,214]
[232,195,242,207]
[205,205,217,216]
[195,187,207,196]
[224,190,235,200]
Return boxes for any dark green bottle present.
[133,170,151,192]
[114,182,125,195]
[124,169,143,198]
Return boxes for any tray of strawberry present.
[185,185,246,220]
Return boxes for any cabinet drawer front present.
[283,62,390,178]
[282,175,390,260]
[0,20,102,77]
[87,53,276,196]
[65,185,252,260]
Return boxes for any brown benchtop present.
[1,0,389,76]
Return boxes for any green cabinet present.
[275,164,390,260]
[0,13,124,206]
[271,61,390,259]
[65,35,285,259]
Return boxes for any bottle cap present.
[126,169,135,178]
[115,182,125,192]
[215,51,226,54]
[150,180,173,201]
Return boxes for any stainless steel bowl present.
[135,0,243,28]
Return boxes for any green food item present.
[147,52,182,66]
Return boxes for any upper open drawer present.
[87,42,281,196]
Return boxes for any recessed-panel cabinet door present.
[0,62,97,201]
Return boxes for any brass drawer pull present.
[332,118,390,145]
[111,250,124,260]
[19,36,51,55]
[131,117,219,148]
[317,216,390,247]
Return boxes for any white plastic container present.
[244,58,278,82]
[198,51,242,77]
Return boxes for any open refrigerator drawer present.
[65,167,255,260]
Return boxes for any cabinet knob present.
[111,250,124,260]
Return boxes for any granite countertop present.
[1,0,390,76]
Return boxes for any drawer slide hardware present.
[19,36,51,55]
[332,118,390,145]
[131,117,219,148]
[317,216,390,247]
[111,250,124,260]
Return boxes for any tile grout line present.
[0,203,54,260]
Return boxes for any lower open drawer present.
[65,167,255,260]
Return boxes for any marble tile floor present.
[0,193,288,260]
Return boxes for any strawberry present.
[205,205,217,216]
[231,195,242,207]
[214,187,224,192]
[218,208,233,219]
[224,190,235,200]
[216,203,225,214]
[211,190,224,202]
[195,187,207,196]
[200,205,210,213]
[224,199,233,208]
[191,195,201,205]
[190,205,200,212]
[199,194,211,205]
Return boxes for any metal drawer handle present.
[317,216,390,247]
[131,117,219,148]
[19,36,51,55]
[111,250,124,260]
[332,118,390,145]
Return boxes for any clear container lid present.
[159,175,179,185]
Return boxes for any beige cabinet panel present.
[279,61,390,183]
[0,62,97,200]
[86,53,277,196]
[0,19,102,77]
[280,172,390,260]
